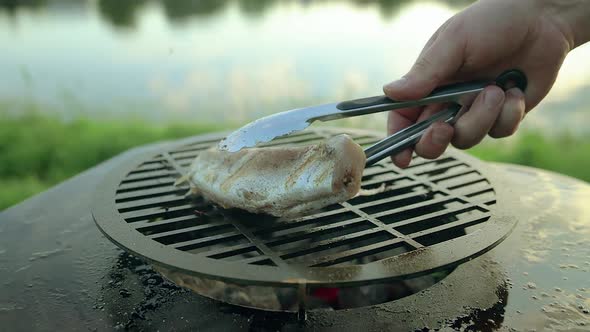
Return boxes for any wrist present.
[541,0,590,49]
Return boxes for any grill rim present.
[91,127,518,288]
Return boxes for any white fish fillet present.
[179,134,366,218]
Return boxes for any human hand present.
[383,0,586,168]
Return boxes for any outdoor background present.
[1,0,589,210]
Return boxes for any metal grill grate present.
[93,128,515,288]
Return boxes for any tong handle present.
[362,69,528,166]
[336,69,527,116]
[364,104,462,166]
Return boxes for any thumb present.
[383,33,464,101]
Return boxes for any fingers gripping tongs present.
[218,69,527,166]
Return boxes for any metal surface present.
[216,91,475,153]
[364,104,461,166]
[92,127,517,291]
[1,128,589,331]
[153,262,452,312]
[218,70,527,152]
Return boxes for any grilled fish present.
[177,134,366,218]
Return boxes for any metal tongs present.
[218,69,527,166]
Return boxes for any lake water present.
[1,0,589,134]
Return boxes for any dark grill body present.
[1,128,589,332]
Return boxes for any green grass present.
[0,110,223,210]
[470,132,590,183]
[0,110,589,211]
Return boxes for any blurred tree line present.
[1,0,475,29]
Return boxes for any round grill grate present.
[92,128,516,290]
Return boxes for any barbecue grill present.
[93,127,516,312]
[1,127,589,331]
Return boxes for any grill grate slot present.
[353,186,429,209]
[279,228,391,262]
[411,215,490,246]
[174,232,246,251]
[207,246,261,260]
[465,188,496,205]
[183,236,253,256]
[394,207,482,235]
[117,179,177,194]
[254,211,359,239]
[139,155,167,165]
[135,215,220,235]
[373,196,458,225]
[447,178,488,191]
[116,195,188,213]
[427,167,477,183]
[359,191,443,215]
[115,187,187,203]
[406,157,455,171]
[178,161,195,168]
[349,182,426,205]
[361,175,412,190]
[121,204,196,223]
[168,150,203,161]
[288,231,396,266]
[266,219,374,250]
[145,222,232,239]
[121,169,179,183]
[246,257,276,266]
[310,238,411,267]
[379,205,482,229]
[361,165,390,181]
[129,164,171,174]
[415,160,466,177]
[151,223,236,245]
[202,242,257,259]
[437,172,487,188]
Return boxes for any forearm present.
[542,0,590,49]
